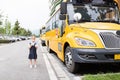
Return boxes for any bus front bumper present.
[71,48,120,63]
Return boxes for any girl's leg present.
[34,59,37,65]
[30,59,33,68]
[30,59,32,65]
[34,59,37,68]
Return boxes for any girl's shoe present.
[30,65,32,68]
[34,65,37,68]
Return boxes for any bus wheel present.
[47,45,53,53]
[65,46,79,73]
[41,41,46,46]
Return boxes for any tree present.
[19,28,27,36]
[0,10,3,25]
[12,20,21,35]
[19,28,32,36]
[26,29,32,36]
[4,17,11,35]
[0,27,5,34]
[12,20,32,36]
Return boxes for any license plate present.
[114,54,120,60]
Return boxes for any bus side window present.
[53,19,59,29]
[46,26,50,32]
[52,22,57,29]
[55,21,58,29]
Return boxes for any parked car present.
[20,36,26,40]
[0,35,4,40]
[4,36,15,42]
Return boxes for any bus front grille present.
[100,32,120,49]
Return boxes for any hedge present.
[0,39,11,43]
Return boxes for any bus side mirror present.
[59,14,66,20]
[60,2,67,14]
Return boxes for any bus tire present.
[47,45,53,53]
[41,40,46,46]
[41,43,46,46]
[65,46,79,73]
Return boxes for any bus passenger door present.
[49,22,58,52]
[55,20,65,60]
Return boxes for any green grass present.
[83,73,120,80]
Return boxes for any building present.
[49,0,63,16]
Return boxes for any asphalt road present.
[0,40,50,80]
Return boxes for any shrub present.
[0,39,11,43]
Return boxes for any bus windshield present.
[67,4,120,24]
[41,29,45,34]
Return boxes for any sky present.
[0,0,50,34]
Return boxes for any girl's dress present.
[28,41,37,59]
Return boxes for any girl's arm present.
[29,43,32,49]
[35,42,38,48]
[29,45,32,49]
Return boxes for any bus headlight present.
[75,38,96,47]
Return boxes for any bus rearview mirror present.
[59,14,66,20]
[60,2,67,14]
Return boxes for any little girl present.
[28,35,38,68]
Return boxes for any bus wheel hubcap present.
[65,51,72,69]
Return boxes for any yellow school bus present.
[115,0,120,22]
[115,0,120,9]
[45,0,120,73]
[40,26,46,46]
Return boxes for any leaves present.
[0,27,5,34]
[12,20,32,36]
[0,10,32,36]
[0,19,32,36]
[4,18,11,35]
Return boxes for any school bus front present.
[46,0,120,73]
[40,26,46,46]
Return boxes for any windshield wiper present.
[70,19,91,23]
[80,19,91,22]
[69,19,91,24]
[91,20,119,23]
[69,19,119,24]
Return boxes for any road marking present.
[46,53,70,80]
[43,53,58,80]
[47,53,83,80]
